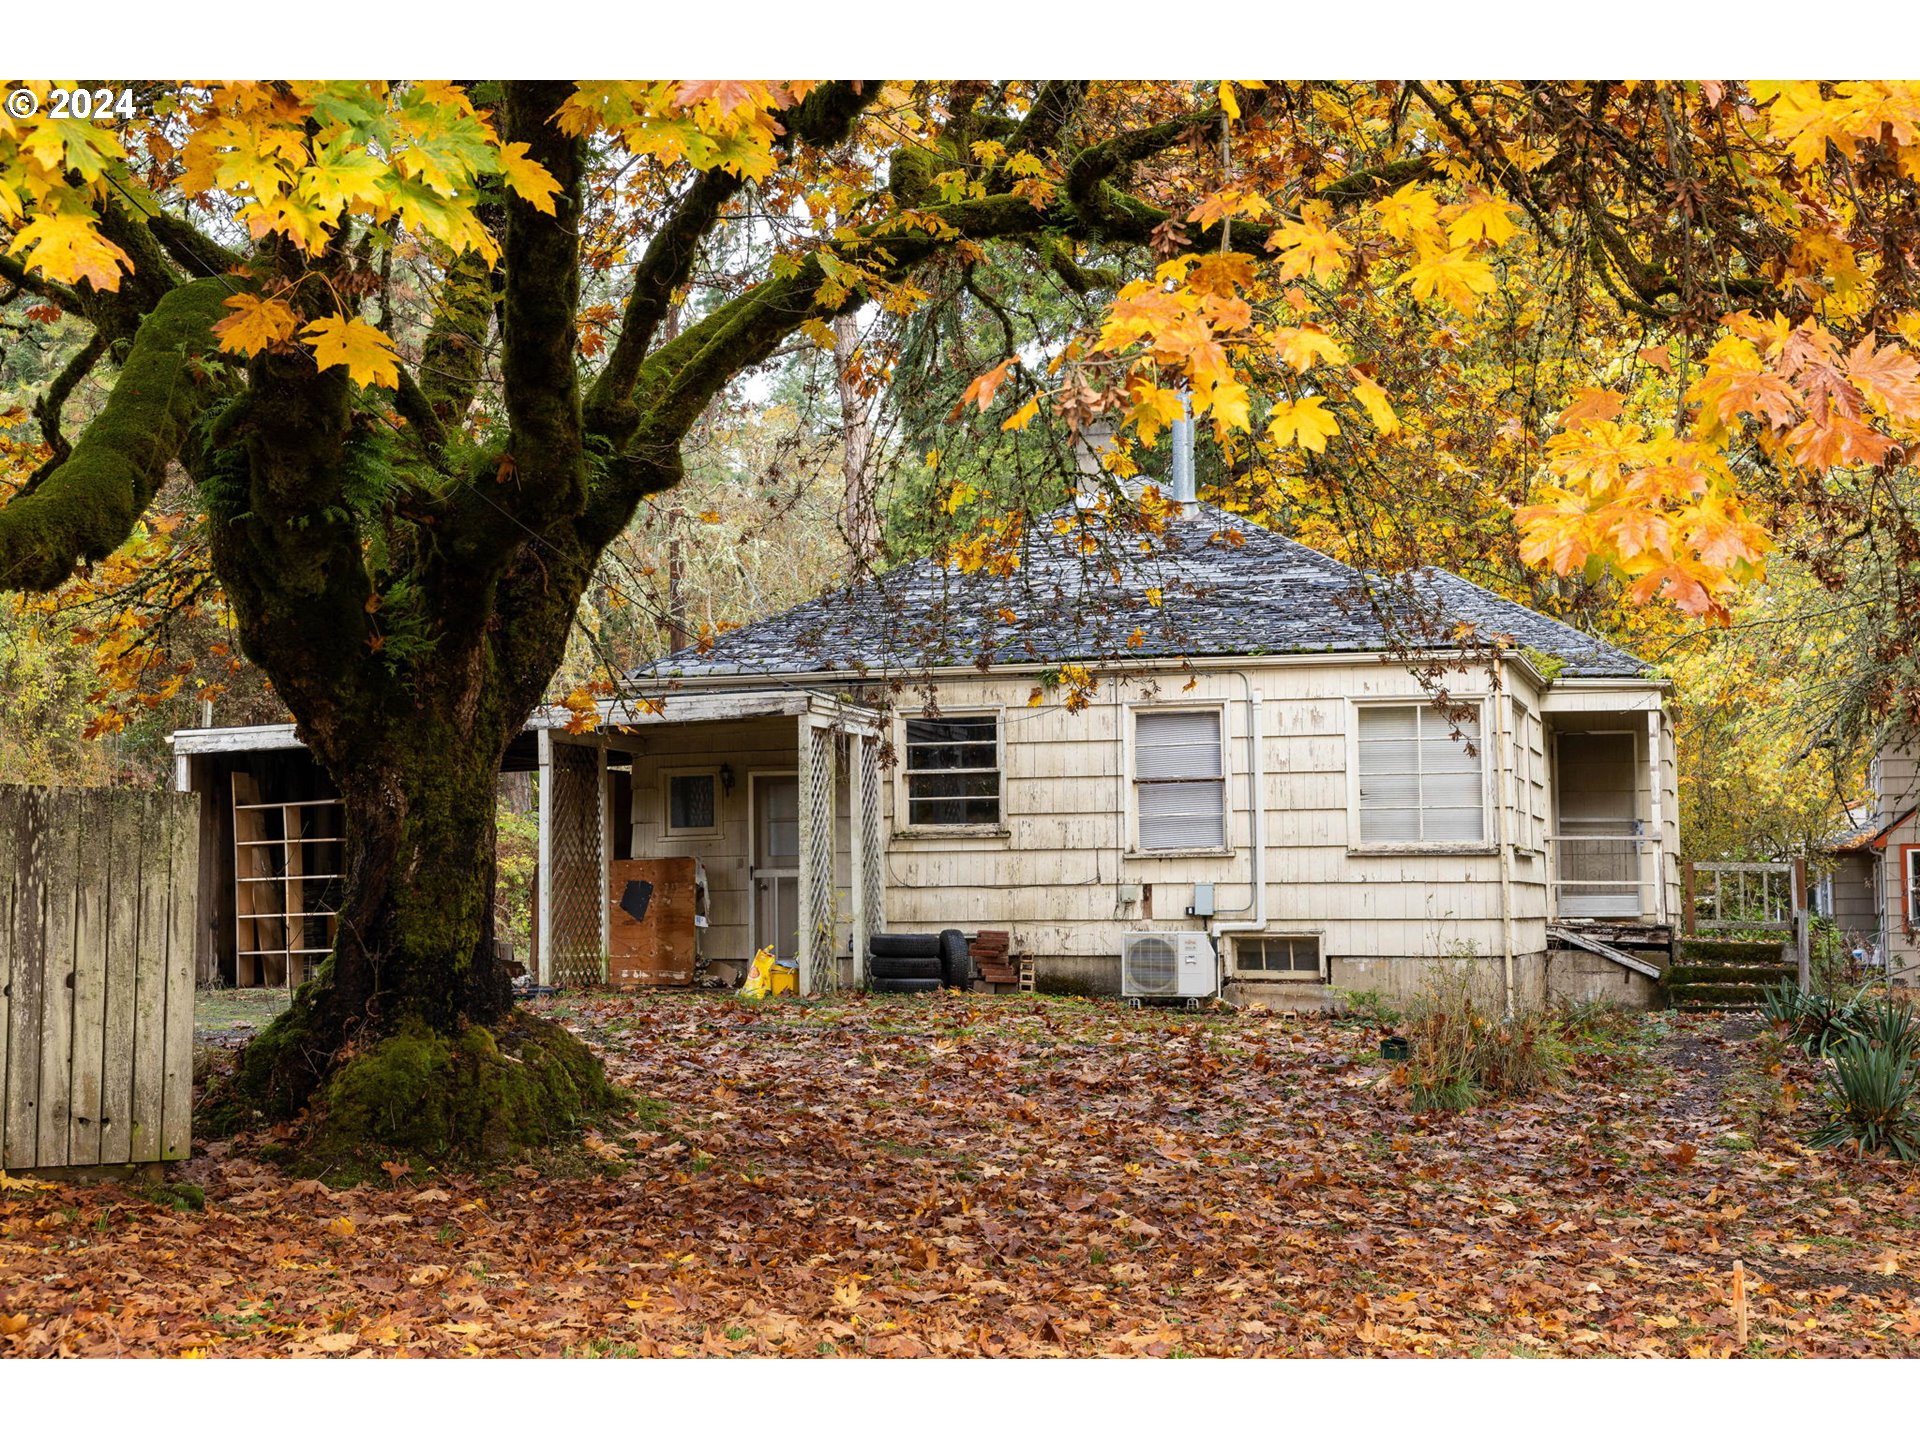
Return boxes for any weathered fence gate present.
[0,786,198,1171]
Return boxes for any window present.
[1234,934,1322,979]
[1906,847,1920,928]
[1355,703,1486,846]
[1134,709,1225,851]
[904,715,1001,827]
[664,770,719,835]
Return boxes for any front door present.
[750,773,800,961]
[1556,732,1642,918]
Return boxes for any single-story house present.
[1823,747,1920,983]
[171,469,1681,1009]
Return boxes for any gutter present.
[1208,674,1269,982]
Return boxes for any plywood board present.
[608,857,698,987]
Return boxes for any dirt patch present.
[194,987,294,1046]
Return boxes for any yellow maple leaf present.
[213,294,300,357]
[1373,182,1442,243]
[1447,194,1520,248]
[1351,372,1399,435]
[1272,326,1347,373]
[1001,396,1041,432]
[1268,213,1351,285]
[1398,247,1499,313]
[1266,395,1341,453]
[300,315,401,389]
[495,141,560,215]
[6,210,131,291]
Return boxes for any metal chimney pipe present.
[1170,388,1195,512]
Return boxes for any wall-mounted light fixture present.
[719,763,735,796]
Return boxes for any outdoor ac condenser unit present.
[1120,931,1217,1000]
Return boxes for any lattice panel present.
[803,723,837,991]
[548,741,605,986]
[857,734,885,946]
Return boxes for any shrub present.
[1809,1035,1920,1161]
[1339,988,1403,1027]
[1400,956,1568,1111]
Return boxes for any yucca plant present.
[1796,990,1864,1057]
[1809,1036,1920,1161]
[1760,979,1808,1032]
[1850,996,1920,1070]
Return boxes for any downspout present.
[1209,673,1269,987]
[1493,657,1517,1018]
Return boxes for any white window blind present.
[1356,704,1485,845]
[1135,710,1225,850]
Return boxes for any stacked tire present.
[869,929,972,993]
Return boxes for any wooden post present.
[1793,857,1811,989]
[1731,1260,1748,1353]
[1646,709,1665,924]
[1682,860,1697,937]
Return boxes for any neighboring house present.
[169,485,1681,1009]
[1825,748,1920,983]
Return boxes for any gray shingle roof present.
[628,502,1649,684]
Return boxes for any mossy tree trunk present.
[0,79,1262,1163]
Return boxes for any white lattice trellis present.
[857,733,884,980]
[546,740,605,986]
[799,720,837,992]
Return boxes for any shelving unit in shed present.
[231,772,345,988]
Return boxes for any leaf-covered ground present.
[4,992,1920,1357]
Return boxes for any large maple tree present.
[7,79,1920,1157]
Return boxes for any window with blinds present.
[904,715,1001,826]
[1355,704,1486,845]
[1134,709,1225,850]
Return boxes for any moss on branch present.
[0,277,228,592]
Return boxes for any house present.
[611,484,1680,1010]
[169,476,1681,1011]
[1823,748,1920,983]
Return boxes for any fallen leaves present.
[3,999,1919,1358]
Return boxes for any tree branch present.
[585,80,883,440]
[0,278,228,591]
[21,330,110,492]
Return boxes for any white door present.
[1556,732,1642,918]
[750,773,800,961]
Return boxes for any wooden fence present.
[0,786,198,1171]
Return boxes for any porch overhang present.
[530,687,885,739]
[534,687,888,995]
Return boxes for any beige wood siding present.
[625,659,1671,975]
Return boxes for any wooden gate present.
[0,786,198,1172]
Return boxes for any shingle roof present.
[628,502,1650,684]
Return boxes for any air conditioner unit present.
[1120,931,1217,1000]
